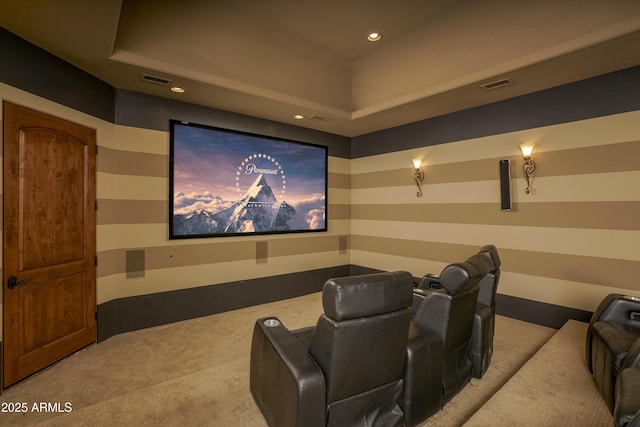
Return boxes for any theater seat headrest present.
[478,244,501,270]
[439,262,482,295]
[323,271,413,321]
[465,254,492,277]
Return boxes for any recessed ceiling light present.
[367,32,381,42]
[293,114,305,120]
[171,86,185,93]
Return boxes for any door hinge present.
[95,201,98,210]
[94,256,98,266]
[95,145,99,155]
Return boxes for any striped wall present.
[349,110,640,313]
[0,82,352,340]
[95,123,351,305]
[2,26,640,341]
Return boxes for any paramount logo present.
[245,163,279,175]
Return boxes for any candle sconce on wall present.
[520,143,536,194]
[412,159,424,197]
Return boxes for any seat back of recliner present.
[413,262,482,404]
[466,247,500,379]
[308,271,413,423]
[476,244,501,309]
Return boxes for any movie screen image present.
[169,120,328,239]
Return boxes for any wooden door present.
[2,102,96,388]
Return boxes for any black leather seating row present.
[414,244,501,379]
[404,254,490,423]
[586,294,640,427]
[249,245,500,427]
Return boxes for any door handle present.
[7,275,31,289]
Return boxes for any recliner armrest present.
[250,317,326,427]
[402,323,444,427]
[470,303,494,379]
[586,295,640,372]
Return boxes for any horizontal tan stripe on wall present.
[98,200,350,224]
[351,236,479,265]
[97,249,125,278]
[351,235,640,292]
[537,140,640,177]
[98,146,168,177]
[97,234,349,277]
[329,204,351,220]
[351,220,640,261]
[98,200,167,225]
[329,172,351,189]
[97,146,350,184]
[96,220,351,252]
[351,201,640,231]
[97,173,167,201]
[353,158,501,188]
[352,140,640,188]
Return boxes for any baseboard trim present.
[496,293,592,329]
[97,265,352,342]
[97,265,594,342]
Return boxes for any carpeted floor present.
[0,292,610,426]
[464,320,612,426]
[420,315,555,427]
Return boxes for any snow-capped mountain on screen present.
[173,174,296,236]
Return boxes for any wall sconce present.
[519,143,536,194]
[412,159,424,197]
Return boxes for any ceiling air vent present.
[480,78,513,91]
[141,73,172,86]
[307,115,329,122]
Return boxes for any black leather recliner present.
[250,271,414,427]
[586,294,640,414]
[404,260,486,425]
[415,245,501,379]
[467,244,501,378]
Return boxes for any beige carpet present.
[419,316,556,427]
[464,320,612,427]
[0,293,605,426]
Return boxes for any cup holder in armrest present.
[264,319,281,327]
